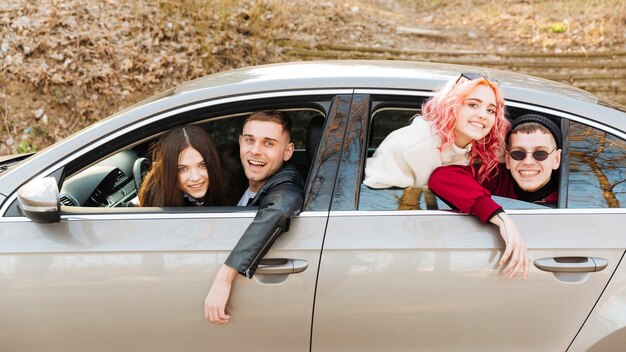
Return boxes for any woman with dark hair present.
[139,125,227,207]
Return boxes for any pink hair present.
[422,75,509,183]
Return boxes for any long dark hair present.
[139,125,227,207]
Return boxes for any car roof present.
[169,60,624,130]
[175,60,598,105]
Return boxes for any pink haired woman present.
[364,72,508,189]
[364,72,528,279]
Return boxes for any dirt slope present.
[1,0,624,155]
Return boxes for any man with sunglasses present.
[489,114,562,204]
[428,114,562,279]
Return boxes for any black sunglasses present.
[508,148,557,161]
[455,72,500,86]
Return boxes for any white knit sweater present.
[363,116,470,189]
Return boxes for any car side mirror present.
[17,177,61,223]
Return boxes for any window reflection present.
[568,122,626,208]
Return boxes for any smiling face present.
[505,131,561,192]
[453,84,497,148]
[239,120,294,192]
[177,146,209,201]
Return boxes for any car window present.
[357,106,570,212]
[360,110,626,211]
[567,121,626,208]
[59,109,324,209]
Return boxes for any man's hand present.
[204,265,238,324]
[489,212,529,279]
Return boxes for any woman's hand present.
[489,212,529,279]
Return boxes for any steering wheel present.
[132,157,152,190]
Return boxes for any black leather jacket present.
[224,163,304,278]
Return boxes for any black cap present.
[508,114,562,149]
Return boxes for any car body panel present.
[313,211,624,351]
[569,251,626,352]
[0,213,327,352]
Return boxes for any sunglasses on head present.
[508,148,557,161]
[455,72,500,86]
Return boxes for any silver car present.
[1,61,625,351]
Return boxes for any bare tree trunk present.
[572,150,621,208]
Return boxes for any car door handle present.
[534,257,608,273]
[255,258,309,275]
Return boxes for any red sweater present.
[428,164,557,224]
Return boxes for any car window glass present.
[567,121,626,208]
[208,109,317,150]
[367,108,417,153]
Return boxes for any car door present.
[0,92,353,352]
[560,118,626,352]
[311,91,626,351]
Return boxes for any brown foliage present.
[0,0,624,155]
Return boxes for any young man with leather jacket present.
[204,110,304,324]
